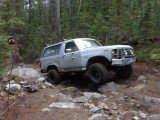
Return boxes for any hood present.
[104,45,133,49]
[80,45,133,52]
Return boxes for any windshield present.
[76,39,102,49]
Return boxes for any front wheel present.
[88,63,110,85]
[116,65,132,79]
[47,69,61,85]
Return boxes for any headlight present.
[123,49,134,56]
[130,49,134,55]
[124,50,128,55]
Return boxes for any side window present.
[65,42,78,53]
[43,44,61,57]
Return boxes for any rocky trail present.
[0,63,160,120]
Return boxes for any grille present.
[118,49,123,59]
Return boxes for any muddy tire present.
[47,69,61,84]
[116,65,132,79]
[88,63,109,85]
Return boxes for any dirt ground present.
[1,62,160,120]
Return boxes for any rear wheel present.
[88,63,110,85]
[47,69,61,84]
[116,65,132,79]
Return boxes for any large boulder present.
[5,83,21,94]
[49,102,78,109]
[98,82,125,94]
[11,68,40,79]
[23,85,38,93]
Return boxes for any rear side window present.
[65,42,78,53]
[43,44,61,57]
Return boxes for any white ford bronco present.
[40,38,135,85]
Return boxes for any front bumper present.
[112,57,136,66]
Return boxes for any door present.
[61,41,81,71]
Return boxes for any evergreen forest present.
[0,0,160,74]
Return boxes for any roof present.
[46,38,95,47]
[63,38,95,42]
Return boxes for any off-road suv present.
[40,38,135,85]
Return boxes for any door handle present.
[72,57,74,59]
[62,55,65,58]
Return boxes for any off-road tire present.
[116,65,132,79]
[88,63,109,85]
[47,69,61,84]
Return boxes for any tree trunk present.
[28,0,32,24]
[50,0,54,33]
[140,0,143,18]
[78,0,82,13]
[56,0,62,41]
[67,0,74,35]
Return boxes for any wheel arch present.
[86,56,111,70]
[47,65,59,72]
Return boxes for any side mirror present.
[65,48,72,53]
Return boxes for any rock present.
[139,112,147,119]
[121,111,139,120]
[131,84,145,91]
[10,68,40,79]
[122,111,139,115]
[89,107,101,113]
[83,92,105,99]
[44,81,53,87]
[49,102,78,109]
[98,82,122,94]
[5,84,21,94]
[19,81,28,85]
[147,114,160,120]
[109,110,119,115]
[153,68,159,73]
[38,77,45,82]
[110,103,118,110]
[133,116,139,120]
[73,96,88,103]
[137,75,146,81]
[88,113,108,120]
[97,103,110,110]
[144,96,160,104]
[103,98,109,103]
[41,85,47,89]
[53,93,73,100]
[9,80,16,84]
[84,103,95,109]
[119,96,130,101]
[123,96,129,99]
[107,116,113,120]
[1,77,9,82]
[23,85,38,93]
[60,87,79,92]
[0,91,8,97]
[60,87,82,98]
[14,77,24,83]
[18,92,25,98]
[41,108,50,112]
